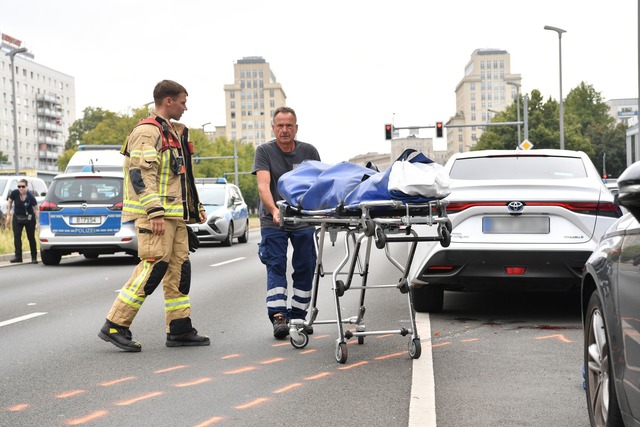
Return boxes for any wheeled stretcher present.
[278,199,452,363]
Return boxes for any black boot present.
[98,319,142,352]
[166,317,210,347]
[9,257,22,263]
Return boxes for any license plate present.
[70,216,101,225]
[482,216,549,234]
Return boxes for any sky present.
[2,0,638,163]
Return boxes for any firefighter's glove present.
[187,227,199,253]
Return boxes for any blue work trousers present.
[258,227,316,321]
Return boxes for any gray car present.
[581,160,640,426]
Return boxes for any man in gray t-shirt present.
[251,106,320,339]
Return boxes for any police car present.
[188,178,249,246]
[38,171,137,265]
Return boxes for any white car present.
[0,175,48,228]
[410,149,622,313]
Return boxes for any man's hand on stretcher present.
[271,207,280,224]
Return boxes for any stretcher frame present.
[278,199,451,363]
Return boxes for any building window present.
[470,82,475,90]
[471,103,476,111]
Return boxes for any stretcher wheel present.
[291,331,309,349]
[444,218,452,232]
[409,338,422,359]
[335,280,346,297]
[364,220,375,237]
[440,225,451,248]
[336,342,348,364]
[357,324,365,345]
[375,227,386,249]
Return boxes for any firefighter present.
[98,80,209,352]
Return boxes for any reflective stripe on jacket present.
[121,113,191,222]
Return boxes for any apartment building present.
[223,56,286,146]
[447,48,521,158]
[0,32,75,172]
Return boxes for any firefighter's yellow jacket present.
[121,112,201,223]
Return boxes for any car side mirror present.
[616,161,640,220]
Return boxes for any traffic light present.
[384,124,393,140]
[435,121,443,138]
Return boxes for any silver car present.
[410,149,622,312]
[581,160,640,426]
[188,178,249,246]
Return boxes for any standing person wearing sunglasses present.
[6,179,39,264]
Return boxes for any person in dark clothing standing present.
[252,106,321,339]
[6,178,39,264]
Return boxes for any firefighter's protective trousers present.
[107,216,191,332]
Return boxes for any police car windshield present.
[199,186,226,206]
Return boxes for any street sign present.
[519,140,533,150]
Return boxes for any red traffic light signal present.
[435,121,443,138]
[385,124,393,140]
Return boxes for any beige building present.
[223,56,286,146]
[447,48,521,158]
[1,32,75,173]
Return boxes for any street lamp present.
[544,25,566,150]
[507,82,522,145]
[233,137,247,186]
[201,122,211,133]
[6,47,28,174]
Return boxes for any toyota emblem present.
[507,201,525,213]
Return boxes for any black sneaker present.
[98,320,141,352]
[166,329,210,347]
[272,313,289,339]
[303,324,314,335]
[9,257,22,263]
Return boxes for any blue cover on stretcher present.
[278,149,449,211]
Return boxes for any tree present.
[474,83,628,170]
[59,107,148,171]
[193,135,258,210]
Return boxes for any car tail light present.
[446,201,622,217]
[108,202,123,211]
[445,202,505,213]
[40,201,61,212]
[505,266,527,275]
[526,201,622,217]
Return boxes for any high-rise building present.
[447,48,521,157]
[223,56,286,146]
[0,32,75,173]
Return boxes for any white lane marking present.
[210,257,245,267]
[0,312,48,328]
[409,312,437,427]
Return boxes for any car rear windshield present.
[47,177,123,204]
[449,155,588,180]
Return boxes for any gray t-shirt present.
[252,139,321,229]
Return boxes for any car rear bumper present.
[39,226,138,254]
[412,248,591,291]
